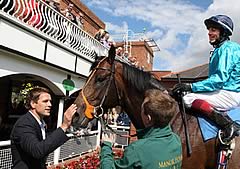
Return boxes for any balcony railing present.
[0,0,108,60]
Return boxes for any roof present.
[162,63,209,80]
[150,71,172,80]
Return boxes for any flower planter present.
[48,148,123,169]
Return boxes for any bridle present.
[80,57,134,138]
[81,57,120,119]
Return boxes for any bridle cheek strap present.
[81,91,94,119]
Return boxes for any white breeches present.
[183,90,240,111]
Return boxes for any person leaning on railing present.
[61,3,77,25]
[46,0,61,12]
[94,29,106,42]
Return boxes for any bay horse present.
[72,46,240,169]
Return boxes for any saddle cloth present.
[198,107,240,141]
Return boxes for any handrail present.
[0,0,108,60]
[0,140,11,147]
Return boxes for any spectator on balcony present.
[94,29,106,42]
[46,0,61,12]
[10,87,77,169]
[116,47,124,59]
[76,12,84,29]
[61,3,78,45]
[100,89,182,169]
[61,3,77,25]
[101,31,113,49]
[129,56,138,67]
[123,51,129,60]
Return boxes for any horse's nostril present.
[74,113,79,117]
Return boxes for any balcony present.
[0,0,108,76]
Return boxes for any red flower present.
[51,149,124,169]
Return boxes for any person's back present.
[120,126,181,169]
[100,89,182,169]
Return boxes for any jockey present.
[172,14,240,140]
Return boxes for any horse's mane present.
[121,60,165,92]
[90,56,165,92]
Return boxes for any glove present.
[172,83,192,96]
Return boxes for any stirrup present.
[217,138,236,169]
[218,125,234,145]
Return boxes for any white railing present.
[0,131,100,168]
[0,124,130,167]
[0,0,108,59]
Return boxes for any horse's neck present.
[122,89,145,129]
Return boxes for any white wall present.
[0,50,85,94]
[0,19,45,60]
[0,19,92,77]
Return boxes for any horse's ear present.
[107,45,116,64]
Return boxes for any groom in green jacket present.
[100,89,182,169]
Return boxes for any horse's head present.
[72,45,120,129]
[72,45,167,129]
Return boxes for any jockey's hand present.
[102,132,116,146]
[172,83,192,96]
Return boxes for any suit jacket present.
[10,112,69,169]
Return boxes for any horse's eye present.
[96,76,106,83]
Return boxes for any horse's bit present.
[81,57,118,119]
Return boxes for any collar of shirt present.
[29,111,46,139]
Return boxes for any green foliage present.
[12,82,36,107]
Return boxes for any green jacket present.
[100,125,182,169]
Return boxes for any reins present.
[80,57,135,138]
[81,57,115,119]
[98,115,137,138]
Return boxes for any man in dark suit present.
[10,87,77,169]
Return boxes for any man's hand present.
[61,104,77,132]
[102,132,116,146]
[172,83,192,96]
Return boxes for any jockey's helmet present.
[204,15,233,37]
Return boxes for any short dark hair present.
[142,89,178,128]
[25,87,50,110]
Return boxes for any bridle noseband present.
[78,57,136,138]
[81,57,119,119]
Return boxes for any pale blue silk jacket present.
[192,40,240,92]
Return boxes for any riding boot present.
[191,99,240,140]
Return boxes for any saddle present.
[197,108,240,169]
[198,107,240,142]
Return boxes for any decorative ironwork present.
[0,0,108,59]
